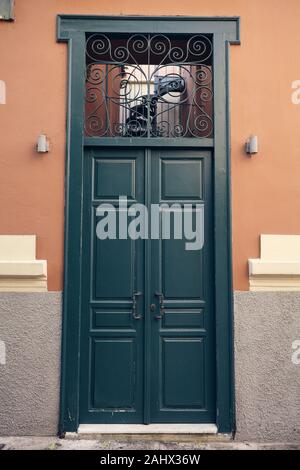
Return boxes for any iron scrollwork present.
[85,33,213,138]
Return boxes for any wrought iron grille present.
[85,33,213,138]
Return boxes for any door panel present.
[161,160,203,200]
[92,338,135,409]
[94,236,133,299]
[162,235,204,299]
[162,338,205,408]
[94,159,136,199]
[163,309,204,329]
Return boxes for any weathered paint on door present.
[79,147,215,424]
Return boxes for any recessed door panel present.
[92,338,135,409]
[92,310,134,329]
[162,309,204,329]
[94,235,134,299]
[94,159,136,199]
[161,160,203,200]
[162,235,204,299]
[162,338,205,408]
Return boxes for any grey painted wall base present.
[0,293,62,436]
[234,291,300,442]
[0,291,300,440]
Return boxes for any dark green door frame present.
[57,15,240,434]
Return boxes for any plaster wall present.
[1,1,300,290]
[0,293,61,436]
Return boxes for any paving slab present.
[0,437,300,450]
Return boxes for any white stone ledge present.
[248,235,300,291]
[249,260,300,276]
[249,277,300,292]
[0,260,47,277]
[0,236,47,292]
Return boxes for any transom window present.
[85,33,213,138]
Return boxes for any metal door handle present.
[132,292,142,320]
[154,292,165,320]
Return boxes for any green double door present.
[79,147,216,424]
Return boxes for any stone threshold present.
[74,423,218,435]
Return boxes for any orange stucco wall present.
[1,0,300,291]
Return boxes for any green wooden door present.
[80,148,145,423]
[149,149,215,423]
[79,147,215,424]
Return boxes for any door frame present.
[57,15,240,434]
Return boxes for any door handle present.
[132,292,142,320]
[154,292,165,320]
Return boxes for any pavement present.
[0,436,300,450]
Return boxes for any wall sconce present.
[37,134,50,153]
[0,0,15,21]
[245,135,258,155]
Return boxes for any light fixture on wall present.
[0,0,15,21]
[37,134,50,153]
[245,135,258,155]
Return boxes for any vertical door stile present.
[143,147,151,424]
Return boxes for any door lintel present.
[57,15,240,45]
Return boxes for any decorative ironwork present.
[85,33,213,138]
